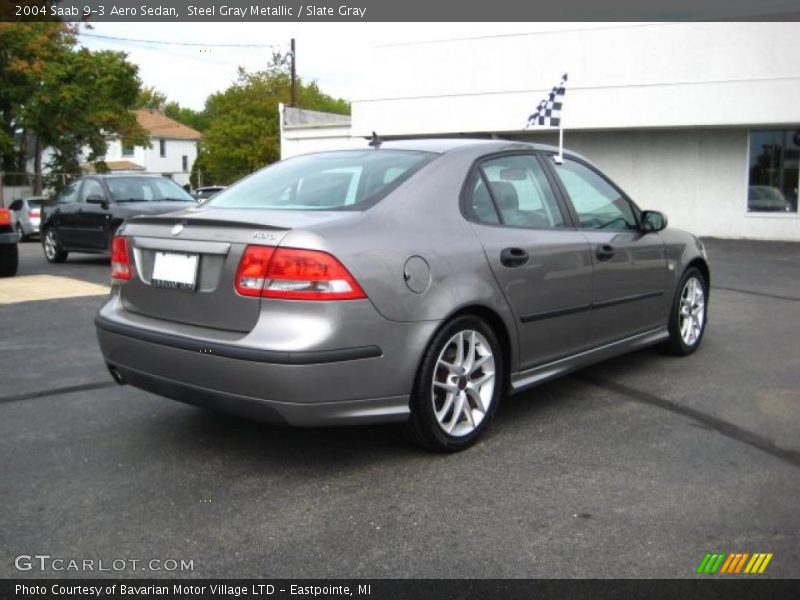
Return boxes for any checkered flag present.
[526,73,568,128]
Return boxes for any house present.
[94,109,201,186]
[281,22,800,241]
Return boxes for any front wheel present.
[661,267,708,356]
[42,227,68,263]
[403,316,504,452]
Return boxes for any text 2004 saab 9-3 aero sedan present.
[95,139,709,452]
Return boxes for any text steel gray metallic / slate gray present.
[10,0,800,22]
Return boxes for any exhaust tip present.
[107,366,126,386]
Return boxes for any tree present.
[0,22,148,193]
[136,86,168,110]
[33,48,149,192]
[196,56,350,185]
[0,21,76,185]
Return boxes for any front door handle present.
[596,244,615,261]
[500,247,529,268]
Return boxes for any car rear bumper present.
[0,232,19,244]
[95,293,440,426]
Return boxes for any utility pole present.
[290,38,296,108]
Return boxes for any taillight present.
[234,245,275,297]
[29,209,40,218]
[234,245,366,300]
[0,209,10,226]
[111,236,132,280]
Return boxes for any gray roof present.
[364,137,580,157]
[283,106,351,128]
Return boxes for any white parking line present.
[0,275,110,304]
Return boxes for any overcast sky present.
[77,23,629,110]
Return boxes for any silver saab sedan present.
[95,139,709,451]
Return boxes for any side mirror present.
[86,195,109,208]
[641,210,667,233]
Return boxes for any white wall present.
[352,22,800,135]
[522,128,800,241]
[280,126,365,159]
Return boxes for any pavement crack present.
[0,381,119,405]
[576,373,800,469]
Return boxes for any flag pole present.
[556,121,564,164]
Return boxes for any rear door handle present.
[596,244,615,261]
[500,247,529,268]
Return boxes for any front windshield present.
[208,150,435,210]
[106,177,195,203]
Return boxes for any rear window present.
[208,150,436,210]
[106,177,195,203]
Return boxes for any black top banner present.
[5,0,800,22]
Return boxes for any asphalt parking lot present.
[1,238,798,579]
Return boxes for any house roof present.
[134,109,202,141]
[82,160,146,173]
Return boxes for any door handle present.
[596,244,615,261]
[500,247,529,268]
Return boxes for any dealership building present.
[281,22,800,241]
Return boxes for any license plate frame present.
[151,251,199,292]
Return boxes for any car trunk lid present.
[116,208,358,332]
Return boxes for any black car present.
[41,174,196,263]
[193,185,227,202]
[0,207,19,277]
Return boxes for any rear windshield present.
[106,177,195,203]
[208,150,436,210]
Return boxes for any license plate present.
[151,251,199,291]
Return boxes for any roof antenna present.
[368,131,382,148]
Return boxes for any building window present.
[182,155,188,172]
[748,130,799,213]
[122,142,134,157]
[159,139,166,158]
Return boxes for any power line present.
[80,32,281,49]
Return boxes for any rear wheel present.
[0,243,18,277]
[661,267,707,356]
[15,222,26,242]
[43,227,68,263]
[403,315,503,452]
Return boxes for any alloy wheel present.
[679,276,705,346]
[44,229,57,260]
[431,330,496,437]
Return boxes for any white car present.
[8,196,45,239]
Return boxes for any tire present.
[42,227,68,263]
[0,243,18,277]
[403,315,504,452]
[15,222,26,242]
[660,267,708,356]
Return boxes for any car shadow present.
[139,373,595,470]
[126,345,671,470]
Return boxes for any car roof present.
[366,137,567,155]
[310,137,589,164]
[87,174,168,179]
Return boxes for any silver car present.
[9,196,45,239]
[96,140,710,451]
